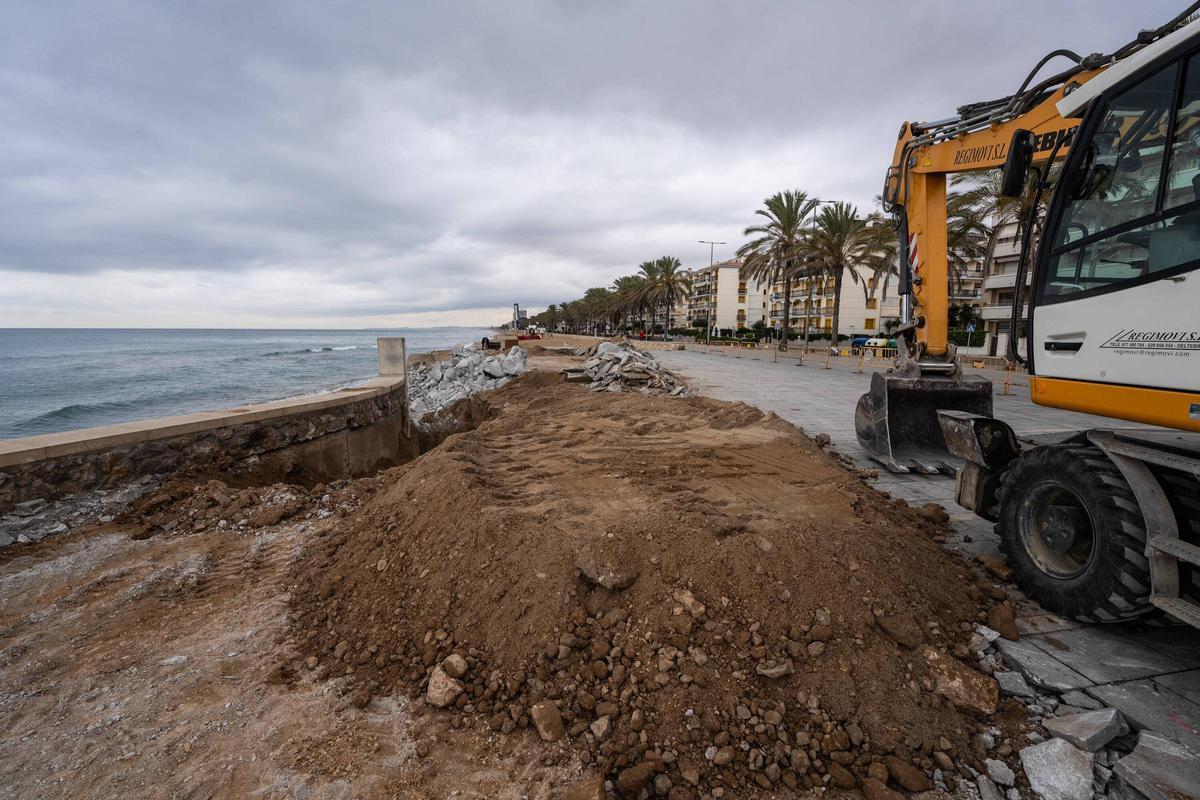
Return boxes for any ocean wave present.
[15,400,142,429]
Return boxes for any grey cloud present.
[0,0,1184,324]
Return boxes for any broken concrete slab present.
[1025,627,1189,684]
[1113,731,1200,800]
[995,637,1093,692]
[995,671,1035,699]
[1124,626,1200,669]
[1059,690,1104,711]
[1019,738,1094,800]
[1087,679,1200,755]
[1043,708,1128,752]
[1155,669,1200,706]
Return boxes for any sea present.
[0,328,496,441]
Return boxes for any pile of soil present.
[287,371,1021,798]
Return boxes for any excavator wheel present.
[1159,469,1200,606]
[995,444,1154,623]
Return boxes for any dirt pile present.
[287,371,1026,798]
[562,341,689,395]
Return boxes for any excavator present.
[855,6,1200,628]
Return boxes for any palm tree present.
[802,202,876,345]
[634,256,690,338]
[737,190,821,350]
[610,275,646,332]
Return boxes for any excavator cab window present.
[1042,50,1200,299]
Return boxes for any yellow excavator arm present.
[883,67,1104,358]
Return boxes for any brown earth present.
[0,354,1027,799]
[288,370,1025,797]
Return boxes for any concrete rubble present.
[0,476,158,548]
[1020,738,1094,800]
[1114,731,1200,800]
[1043,708,1128,752]
[407,345,528,422]
[561,341,689,395]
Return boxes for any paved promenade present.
[654,344,1200,760]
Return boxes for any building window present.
[864,317,876,329]
[865,298,877,310]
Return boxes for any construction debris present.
[407,345,527,422]
[561,341,688,395]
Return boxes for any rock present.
[713,746,735,766]
[1114,731,1200,800]
[441,653,468,679]
[862,778,905,800]
[615,761,656,794]
[976,775,1005,800]
[1043,708,1128,752]
[828,762,856,788]
[917,502,950,523]
[158,655,188,666]
[977,554,1014,582]
[481,357,505,378]
[985,758,1015,786]
[589,715,611,741]
[425,666,464,708]
[653,774,673,795]
[885,755,933,792]
[672,588,705,617]
[921,646,998,715]
[875,611,924,649]
[1019,738,1094,800]
[530,700,564,742]
[500,347,527,376]
[813,433,832,448]
[561,774,605,800]
[1059,690,1103,710]
[577,551,639,590]
[755,658,794,679]
[986,605,1019,641]
[994,671,1034,699]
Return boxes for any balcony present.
[981,303,1028,321]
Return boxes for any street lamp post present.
[698,240,725,351]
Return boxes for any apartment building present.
[980,219,1028,357]
[686,258,766,331]
[764,266,902,339]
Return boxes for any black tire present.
[996,444,1153,623]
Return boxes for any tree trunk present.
[830,265,845,348]
[801,274,814,354]
[779,276,792,351]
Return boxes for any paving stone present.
[1016,614,1081,636]
[1059,690,1104,711]
[1087,679,1200,754]
[1123,626,1200,669]
[1026,628,1188,684]
[995,638,1093,692]
[1043,708,1128,752]
[1019,738,1094,800]
[995,671,1035,699]
[1113,731,1200,800]
[1154,669,1200,706]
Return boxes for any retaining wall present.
[0,337,418,511]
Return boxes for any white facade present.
[687,259,765,331]
[767,267,901,338]
[981,219,1029,358]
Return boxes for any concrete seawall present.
[0,337,419,511]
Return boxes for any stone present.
[985,758,1015,786]
[425,666,464,708]
[1114,731,1200,800]
[1059,690,1103,710]
[756,658,794,679]
[994,671,1034,699]
[875,611,924,649]
[986,605,1019,641]
[712,746,735,766]
[576,552,639,590]
[672,588,705,617]
[862,778,904,800]
[976,775,1004,800]
[441,653,468,679]
[885,755,932,792]
[977,554,1014,581]
[1043,708,1128,752]
[589,715,611,741]
[827,762,856,788]
[481,357,505,378]
[561,774,605,800]
[1019,738,1093,800]
[994,638,1093,692]
[615,761,655,794]
[530,701,564,742]
[1087,679,1200,753]
[917,502,950,523]
[922,646,998,715]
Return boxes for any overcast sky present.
[0,1,1183,328]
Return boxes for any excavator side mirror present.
[1000,129,1036,197]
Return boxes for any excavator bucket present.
[855,371,993,474]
